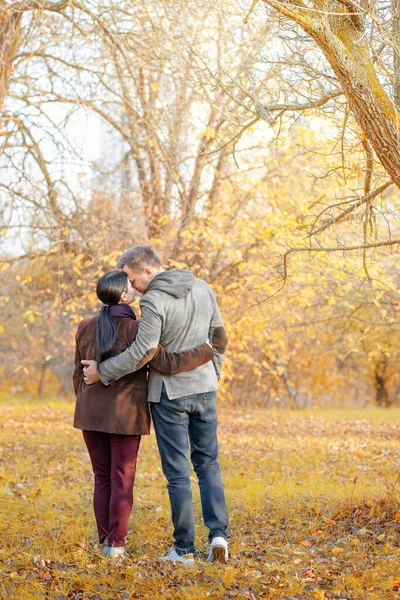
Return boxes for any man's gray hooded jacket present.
[98,269,228,402]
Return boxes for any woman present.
[72,270,213,558]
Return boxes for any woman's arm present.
[149,342,214,376]
[72,323,84,394]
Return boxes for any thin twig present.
[284,238,400,280]
[310,180,393,236]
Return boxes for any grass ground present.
[1,396,400,599]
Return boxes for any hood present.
[146,269,195,299]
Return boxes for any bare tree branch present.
[310,180,393,236]
[283,237,400,280]
[10,0,69,13]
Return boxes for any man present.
[82,244,229,565]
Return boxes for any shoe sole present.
[161,554,194,566]
[211,545,227,563]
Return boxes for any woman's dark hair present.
[95,270,128,362]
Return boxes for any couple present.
[72,244,229,564]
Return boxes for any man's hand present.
[81,360,100,385]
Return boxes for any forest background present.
[1,0,400,409]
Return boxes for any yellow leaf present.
[1,263,9,271]
[45,355,52,361]
[28,314,35,323]
[157,215,170,226]
[0,326,4,334]
[332,547,344,555]
[203,127,216,142]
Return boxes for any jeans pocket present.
[200,393,217,423]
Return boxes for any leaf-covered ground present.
[1,397,400,599]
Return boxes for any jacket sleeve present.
[72,331,83,396]
[98,299,162,385]
[208,298,228,379]
[150,342,214,375]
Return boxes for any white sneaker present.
[207,536,228,562]
[106,546,126,559]
[100,537,108,550]
[161,548,194,566]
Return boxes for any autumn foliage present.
[2,397,400,599]
[1,131,400,406]
[1,1,400,407]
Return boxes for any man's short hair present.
[116,245,161,270]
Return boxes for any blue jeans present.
[151,386,228,554]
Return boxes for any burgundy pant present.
[82,430,141,547]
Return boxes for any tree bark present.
[1,0,69,112]
[37,361,47,398]
[392,0,400,108]
[263,1,400,188]
[374,358,392,408]
[275,350,299,409]
[0,3,23,112]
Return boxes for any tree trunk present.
[392,0,400,107]
[37,361,47,398]
[263,1,400,188]
[374,358,392,407]
[1,0,69,112]
[275,351,299,409]
[0,4,22,112]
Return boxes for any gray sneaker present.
[161,548,194,565]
